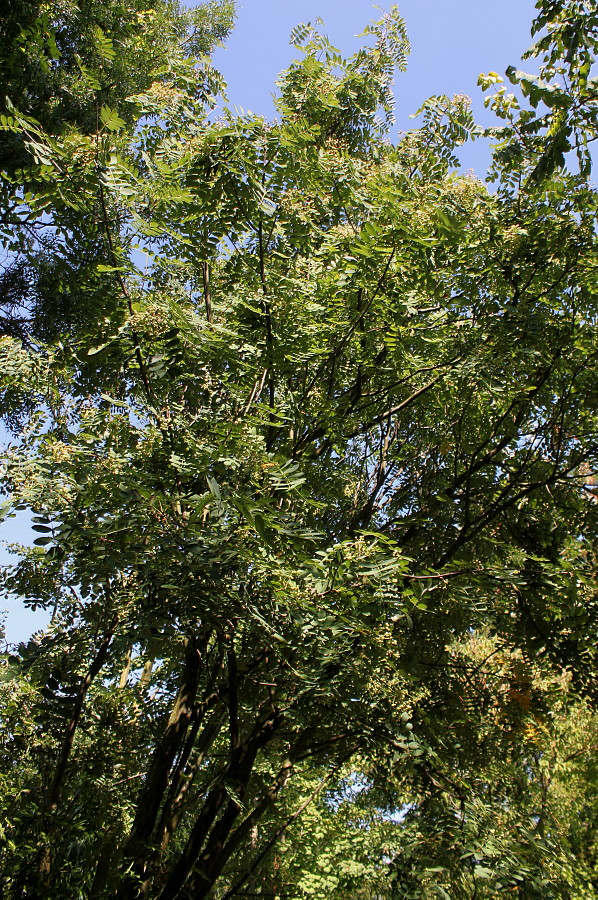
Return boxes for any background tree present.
[0,0,234,351]
[1,2,597,898]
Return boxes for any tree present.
[0,0,234,349]
[1,2,597,898]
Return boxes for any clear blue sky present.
[1,0,539,644]
[212,0,538,173]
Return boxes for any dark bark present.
[156,707,283,900]
[47,617,118,813]
[117,633,206,898]
[37,614,117,888]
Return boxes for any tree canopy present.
[0,1,597,898]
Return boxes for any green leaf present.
[100,394,128,408]
[100,105,126,132]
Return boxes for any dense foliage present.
[0,1,597,897]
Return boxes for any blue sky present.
[1,0,540,643]
[212,0,538,173]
